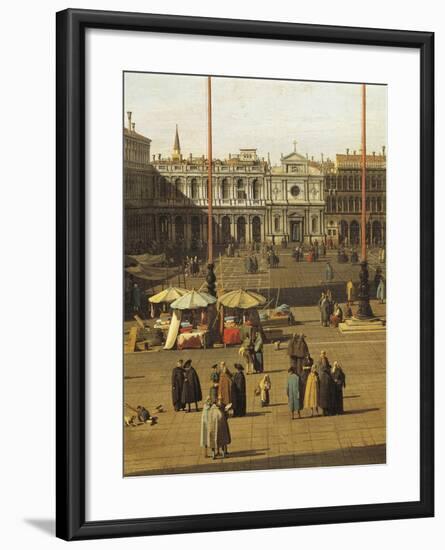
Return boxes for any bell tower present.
[172,124,181,160]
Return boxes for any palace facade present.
[323,148,386,246]
[124,123,325,253]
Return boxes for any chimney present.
[346,148,349,155]
[281,153,283,160]
[229,153,231,159]
[131,122,135,132]
[311,156,314,161]
[382,145,386,156]
[353,150,356,155]
[305,153,308,159]
[189,152,192,160]
[127,111,132,131]
[372,151,375,156]
[321,153,324,163]
[158,154,161,160]
[152,154,155,162]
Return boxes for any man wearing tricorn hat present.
[181,359,202,412]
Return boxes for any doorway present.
[290,220,302,242]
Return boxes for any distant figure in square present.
[209,363,220,404]
[325,262,334,282]
[217,362,232,406]
[376,275,386,303]
[207,399,231,459]
[181,359,202,413]
[319,293,330,327]
[346,278,355,304]
[258,374,272,407]
[303,365,320,417]
[286,367,301,420]
[171,359,185,412]
[200,397,212,457]
[231,364,247,417]
[287,332,309,374]
[331,361,346,415]
[253,331,264,373]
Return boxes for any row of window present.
[325,174,385,191]
[326,195,385,213]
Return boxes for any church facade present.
[124,123,326,253]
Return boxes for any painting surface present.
[123,73,387,476]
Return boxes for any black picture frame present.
[56,8,434,541]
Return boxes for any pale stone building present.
[124,124,326,252]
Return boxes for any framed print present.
[56,8,434,541]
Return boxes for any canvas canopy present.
[217,288,267,309]
[149,287,188,304]
[170,289,216,310]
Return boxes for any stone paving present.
[124,250,386,477]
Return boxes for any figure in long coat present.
[171,359,185,411]
[200,399,212,457]
[325,262,334,282]
[287,333,309,374]
[319,293,330,327]
[298,366,310,412]
[181,360,202,412]
[331,362,346,415]
[231,364,246,417]
[346,279,355,304]
[376,276,386,303]
[303,365,320,416]
[217,363,232,406]
[207,402,231,459]
[318,364,334,416]
[286,369,300,419]
[253,331,264,373]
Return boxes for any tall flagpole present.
[206,76,216,297]
[361,83,367,262]
[356,83,374,319]
[207,76,213,264]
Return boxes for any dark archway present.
[372,220,382,245]
[350,220,360,245]
[237,216,246,243]
[339,220,348,243]
[175,216,184,242]
[221,216,231,243]
[252,216,261,242]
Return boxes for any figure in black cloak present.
[181,359,202,412]
[331,361,346,415]
[171,359,185,412]
[231,363,247,417]
[318,363,334,416]
[287,333,309,374]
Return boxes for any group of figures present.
[238,331,264,374]
[287,334,347,418]
[171,359,202,413]
[183,255,202,278]
[245,254,260,274]
[318,289,344,328]
[293,239,327,263]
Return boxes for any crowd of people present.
[293,239,327,262]
[183,255,202,278]
[167,334,347,460]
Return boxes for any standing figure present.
[181,359,202,412]
[200,398,212,457]
[171,359,185,412]
[207,400,231,459]
[319,293,330,327]
[239,336,254,374]
[209,363,220,404]
[325,262,334,282]
[318,363,334,416]
[330,303,344,327]
[131,283,142,313]
[286,368,300,419]
[376,275,386,303]
[231,364,247,417]
[287,333,309,374]
[299,365,311,415]
[258,374,272,407]
[253,331,264,373]
[303,365,320,416]
[218,362,232,406]
[346,278,355,304]
[331,361,346,415]
[317,350,331,372]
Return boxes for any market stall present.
[165,290,217,350]
[148,287,188,336]
[217,289,267,346]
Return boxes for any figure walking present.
[286,368,300,420]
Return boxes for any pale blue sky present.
[124,72,387,163]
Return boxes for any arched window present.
[222,179,230,199]
[377,197,382,212]
[159,178,166,199]
[349,197,354,212]
[311,216,318,233]
[174,178,183,198]
[252,179,261,200]
[191,179,198,199]
[331,197,336,212]
[355,197,360,212]
[237,179,246,199]
[274,216,280,232]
